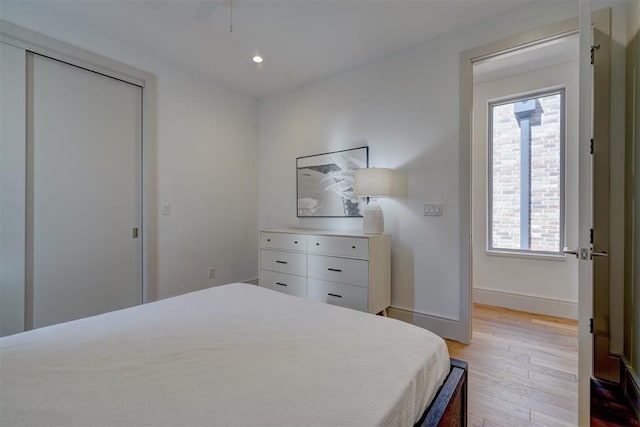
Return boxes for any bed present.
[0,283,467,426]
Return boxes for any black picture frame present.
[296,146,369,218]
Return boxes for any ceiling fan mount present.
[195,0,236,31]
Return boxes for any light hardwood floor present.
[446,304,579,427]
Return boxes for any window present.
[488,89,565,255]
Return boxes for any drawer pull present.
[327,268,342,272]
[276,260,288,264]
[352,245,356,249]
[275,282,288,287]
[294,241,298,244]
[267,238,271,242]
[315,243,320,246]
[327,293,342,298]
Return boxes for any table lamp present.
[353,168,393,235]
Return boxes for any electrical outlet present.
[208,268,216,280]
[162,203,171,216]
[424,203,443,216]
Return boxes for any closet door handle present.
[275,282,288,287]
[327,268,342,272]
[276,260,288,264]
[327,293,342,298]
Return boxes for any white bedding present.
[0,283,449,426]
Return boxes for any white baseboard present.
[473,287,577,319]
[387,306,469,343]
[387,288,576,342]
[244,277,259,285]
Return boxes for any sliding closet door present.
[0,42,26,336]
[30,53,142,329]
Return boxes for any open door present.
[575,4,612,424]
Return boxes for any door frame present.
[0,20,158,303]
[590,7,615,383]
[459,9,602,425]
[459,16,580,344]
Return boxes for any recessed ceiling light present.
[252,55,263,64]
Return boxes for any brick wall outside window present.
[490,92,562,252]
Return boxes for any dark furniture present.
[415,358,468,427]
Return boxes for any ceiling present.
[1,0,536,97]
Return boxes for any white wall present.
[0,9,259,299]
[155,66,259,298]
[3,0,629,344]
[258,0,580,339]
[472,60,580,319]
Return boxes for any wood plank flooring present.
[446,304,579,427]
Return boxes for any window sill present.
[485,250,567,261]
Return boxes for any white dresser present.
[259,229,391,314]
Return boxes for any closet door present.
[0,42,26,336]
[30,53,142,328]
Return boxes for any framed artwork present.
[296,146,368,217]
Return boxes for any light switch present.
[162,203,171,216]
[424,203,443,216]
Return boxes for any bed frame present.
[414,358,468,427]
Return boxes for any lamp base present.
[362,201,384,235]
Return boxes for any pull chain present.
[229,0,233,32]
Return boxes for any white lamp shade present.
[353,168,393,197]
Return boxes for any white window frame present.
[487,87,566,256]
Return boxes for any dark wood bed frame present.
[414,358,468,427]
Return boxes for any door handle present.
[591,249,608,259]
[563,247,590,260]
[563,247,607,260]
[563,248,580,258]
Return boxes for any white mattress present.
[0,283,450,426]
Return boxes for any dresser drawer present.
[307,235,369,258]
[307,279,367,312]
[260,270,307,297]
[307,254,368,288]
[261,249,306,276]
[261,232,307,251]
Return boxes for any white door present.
[0,42,26,336]
[576,6,613,424]
[577,2,594,415]
[29,53,142,329]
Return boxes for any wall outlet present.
[424,203,443,216]
[208,268,216,280]
[162,203,171,216]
